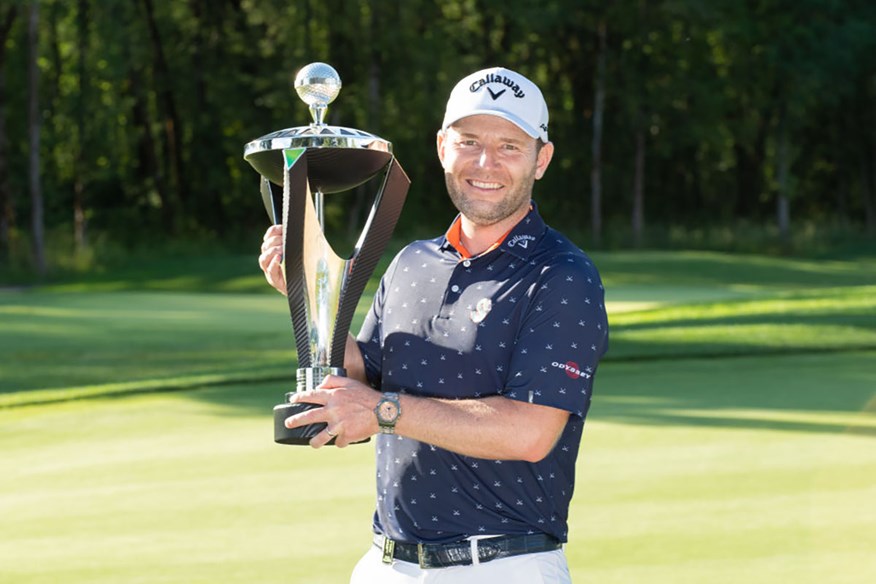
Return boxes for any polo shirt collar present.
[439,202,547,261]
[499,203,546,260]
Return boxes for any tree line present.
[1,0,875,275]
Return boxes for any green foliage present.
[1,0,875,275]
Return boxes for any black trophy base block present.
[273,402,370,446]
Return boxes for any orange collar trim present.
[445,217,513,260]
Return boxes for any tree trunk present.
[734,112,771,220]
[74,0,88,253]
[28,1,45,276]
[0,66,10,260]
[141,0,184,233]
[128,67,168,211]
[867,101,876,234]
[347,0,381,241]
[865,149,876,234]
[0,6,18,260]
[186,0,228,235]
[776,110,791,246]
[632,128,645,247]
[590,20,607,247]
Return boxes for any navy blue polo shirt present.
[357,203,609,544]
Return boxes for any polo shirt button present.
[451,285,460,293]
[463,260,471,267]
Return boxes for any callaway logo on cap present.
[442,67,549,143]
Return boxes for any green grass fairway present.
[1,250,874,582]
[1,353,873,583]
[0,384,374,583]
[0,291,298,400]
[572,351,876,584]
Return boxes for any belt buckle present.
[381,537,395,564]
[417,543,427,569]
[477,539,501,562]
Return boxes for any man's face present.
[437,115,553,227]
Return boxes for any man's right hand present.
[258,224,286,295]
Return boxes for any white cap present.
[442,67,549,143]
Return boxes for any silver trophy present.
[244,63,409,445]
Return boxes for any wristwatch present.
[374,392,401,434]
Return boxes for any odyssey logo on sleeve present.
[551,361,591,380]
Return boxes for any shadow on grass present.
[605,287,876,360]
[597,251,876,289]
[3,285,873,439]
[614,307,876,333]
[591,350,876,437]
[596,410,876,436]
[3,252,874,438]
[171,350,876,440]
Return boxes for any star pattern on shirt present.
[359,208,609,544]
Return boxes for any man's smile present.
[468,179,504,190]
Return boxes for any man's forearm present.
[344,333,368,385]
[393,393,569,462]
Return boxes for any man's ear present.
[534,141,555,180]
[436,130,447,169]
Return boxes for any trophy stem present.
[296,366,345,393]
[314,189,325,229]
[309,104,328,126]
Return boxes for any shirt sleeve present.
[355,252,402,389]
[502,253,609,418]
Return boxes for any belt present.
[373,533,562,569]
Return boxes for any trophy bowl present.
[243,127,393,194]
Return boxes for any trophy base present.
[273,402,370,446]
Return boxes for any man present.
[258,67,609,583]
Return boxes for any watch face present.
[378,400,399,423]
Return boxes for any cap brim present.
[443,110,542,141]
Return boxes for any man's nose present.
[477,147,499,168]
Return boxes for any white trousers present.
[349,544,572,584]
